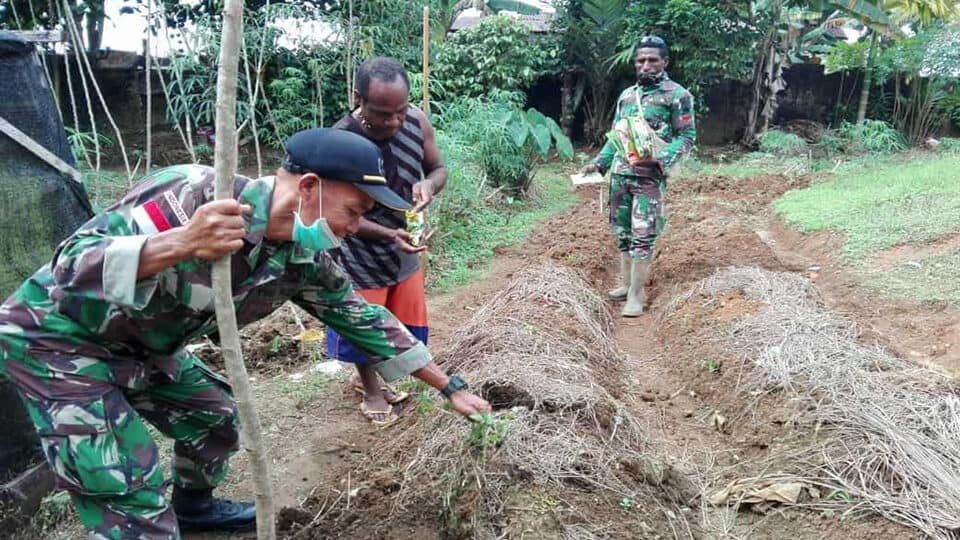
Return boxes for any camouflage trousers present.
[609,173,666,260]
[0,351,238,539]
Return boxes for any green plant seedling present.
[703,358,720,374]
[620,497,633,511]
[468,411,511,450]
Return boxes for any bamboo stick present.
[422,6,430,116]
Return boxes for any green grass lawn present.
[775,153,960,260]
[774,151,960,305]
[863,249,960,306]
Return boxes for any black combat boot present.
[172,487,257,532]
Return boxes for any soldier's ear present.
[296,173,321,197]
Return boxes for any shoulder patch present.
[132,191,190,234]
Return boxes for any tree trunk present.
[741,46,767,145]
[211,1,277,538]
[560,71,585,140]
[85,1,104,56]
[856,31,880,124]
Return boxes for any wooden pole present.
[144,0,152,173]
[211,1,276,539]
[421,6,430,116]
[421,6,430,271]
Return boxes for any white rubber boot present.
[622,259,650,317]
[607,253,631,300]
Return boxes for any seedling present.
[268,335,283,356]
[703,358,720,374]
[620,497,633,511]
[468,412,510,450]
[825,487,852,503]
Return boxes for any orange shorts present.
[326,266,428,363]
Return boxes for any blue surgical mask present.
[292,195,341,251]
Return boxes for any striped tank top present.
[331,106,425,289]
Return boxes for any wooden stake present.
[422,6,430,116]
[211,1,276,539]
[144,0,152,173]
[421,6,431,271]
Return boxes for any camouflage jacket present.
[0,165,430,387]
[593,73,696,178]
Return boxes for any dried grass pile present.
[671,266,960,538]
[387,263,697,539]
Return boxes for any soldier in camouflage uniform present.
[0,128,491,539]
[582,35,696,317]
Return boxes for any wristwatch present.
[441,375,469,399]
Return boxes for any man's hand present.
[184,200,251,260]
[393,228,427,253]
[449,390,492,418]
[580,163,600,175]
[411,180,434,213]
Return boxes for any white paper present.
[570,172,606,185]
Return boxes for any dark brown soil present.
[188,166,944,539]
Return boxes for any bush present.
[938,137,960,152]
[840,120,907,153]
[433,15,557,101]
[759,130,807,155]
[814,132,847,156]
[436,98,572,194]
[941,92,960,130]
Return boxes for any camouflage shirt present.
[593,73,696,177]
[0,165,430,387]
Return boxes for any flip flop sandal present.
[352,382,410,405]
[360,402,400,427]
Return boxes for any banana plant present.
[815,0,958,123]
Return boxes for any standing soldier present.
[0,128,489,539]
[326,57,446,426]
[581,35,696,317]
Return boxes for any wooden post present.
[421,6,430,270]
[144,0,152,173]
[422,6,430,116]
[211,1,276,539]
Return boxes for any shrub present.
[436,98,572,195]
[941,92,960,130]
[433,15,556,101]
[938,137,960,152]
[814,132,847,156]
[840,120,907,153]
[759,130,807,155]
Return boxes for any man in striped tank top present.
[327,57,448,425]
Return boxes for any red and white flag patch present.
[132,193,188,234]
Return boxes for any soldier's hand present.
[185,200,251,260]
[580,163,600,175]
[393,228,427,254]
[450,391,492,418]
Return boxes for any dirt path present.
[40,168,947,539]
[255,170,931,539]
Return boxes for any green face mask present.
[292,193,341,251]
